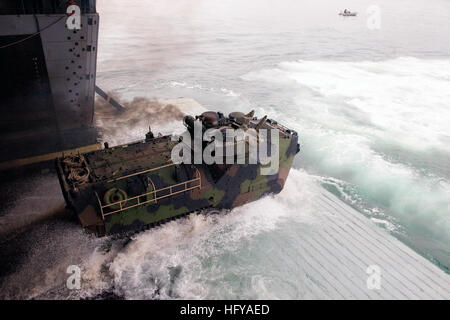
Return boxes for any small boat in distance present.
[339,9,357,16]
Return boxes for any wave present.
[242,57,450,269]
[82,169,321,299]
[0,169,323,299]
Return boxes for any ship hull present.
[0,1,99,165]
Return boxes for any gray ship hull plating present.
[0,0,99,164]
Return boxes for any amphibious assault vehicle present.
[56,110,300,236]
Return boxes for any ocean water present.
[1,0,448,299]
[96,0,450,275]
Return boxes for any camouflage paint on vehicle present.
[56,111,300,237]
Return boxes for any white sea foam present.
[243,57,450,152]
[88,58,450,298]
[242,57,450,258]
[84,169,320,299]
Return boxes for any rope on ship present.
[0,15,66,49]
